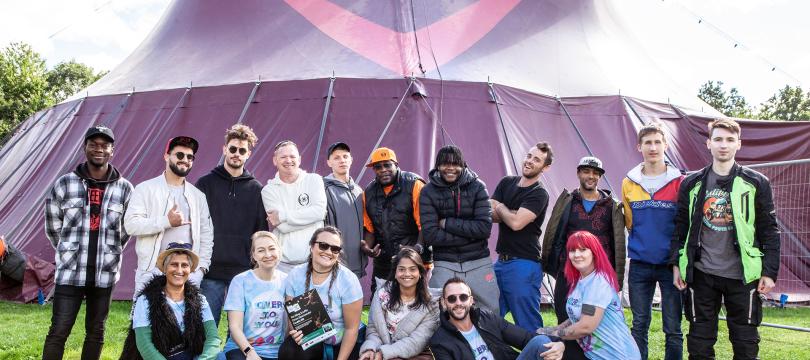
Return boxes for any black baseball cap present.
[327,141,351,157]
[84,125,115,143]
[166,136,199,154]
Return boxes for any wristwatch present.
[243,346,253,354]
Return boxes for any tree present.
[697,80,754,119]
[757,85,810,121]
[0,42,52,140]
[46,60,107,103]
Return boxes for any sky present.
[0,0,807,108]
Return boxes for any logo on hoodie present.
[298,193,310,206]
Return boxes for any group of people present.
[38,116,779,360]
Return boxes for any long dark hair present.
[305,226,342,308]
[384,247,431,312]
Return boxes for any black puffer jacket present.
[420,168,492,262]
[430,307,534,360]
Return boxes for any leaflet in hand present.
[284,288,337,350]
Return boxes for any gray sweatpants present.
[429,257,500,314]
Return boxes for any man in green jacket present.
[670,118,779,360]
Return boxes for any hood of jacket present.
[210,164,256,182]
[626,162,682,186]
[74,162,121,184]
[428,167,477,188]
[324,173,358,191]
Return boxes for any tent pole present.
[558,98,616,193]
[313,75,337,171]
[357,77,415,183]
[125,86,193,179]
[487,81,519,175]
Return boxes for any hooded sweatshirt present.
[196,165,268,281]
[261,170,327,265]
[324,174,366,278]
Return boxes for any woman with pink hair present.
[536,231,639,360]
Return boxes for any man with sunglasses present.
[361,147,430,291]
[195,124,269,327]
[125,135,214,296]
[43,125,133,359]
[430,277,565,360]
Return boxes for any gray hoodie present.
[324,174,366,278]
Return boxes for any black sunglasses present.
[373,162,395,171]
[228,146,248,155]
[315,241,342,254]
[445,293,470,304]
[174,152,195,161]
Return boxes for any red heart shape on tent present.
[284,0,522,75]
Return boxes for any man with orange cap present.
[361,147,430,290]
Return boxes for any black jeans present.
[42,284,114,360]
[684,269,762,360]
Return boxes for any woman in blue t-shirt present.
[536,231,640,360]
[279,226,364,360]
[223,231,287,360]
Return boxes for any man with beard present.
[541,156,626,360]
[323,141,366,279]
[42,125,134,360]
[124,136,213,295]
[195,124,268,327]
[361,147,430,290]
[490,142,552,332]
[420,145,499,313]
[261,140,326,273]
[430,277,564,360]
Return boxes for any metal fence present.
[748,159,810,302]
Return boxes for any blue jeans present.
[201,277,231,327]
[494,259,543,332]
[516,335,553,360]
[628,260,683,360]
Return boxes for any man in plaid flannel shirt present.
[42,125,133,360]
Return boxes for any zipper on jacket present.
[741,191,750,223]
[748,288,755,324]
[689,288,697,322]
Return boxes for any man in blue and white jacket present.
[43,125,134,360]
[124,136,213,295]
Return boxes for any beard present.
[226,158,243,170]
[448,304,470,321]
[169,162,191,177]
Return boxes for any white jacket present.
[123,173,214,272]
[261,170,326,264]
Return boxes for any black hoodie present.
[419,167,492,262]
[195,165,268,281]
[75,162,120,285]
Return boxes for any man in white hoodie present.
[261,140,327,273]
[124,136,214,295]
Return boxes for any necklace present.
[312,267,332,274]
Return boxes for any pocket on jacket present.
[56,241,80,270]
[105,203,124,230]
[61,198,85,228]
[101,236,122,272]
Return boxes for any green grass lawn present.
[1,301,808,359]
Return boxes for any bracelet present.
[243,345,252,354]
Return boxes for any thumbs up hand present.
[168,203,191,227]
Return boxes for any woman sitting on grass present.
[279,226,364,360]
[535,231,640,360]
[121,242,220,360]
[359,247,439,360]
[222,231,287,360]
